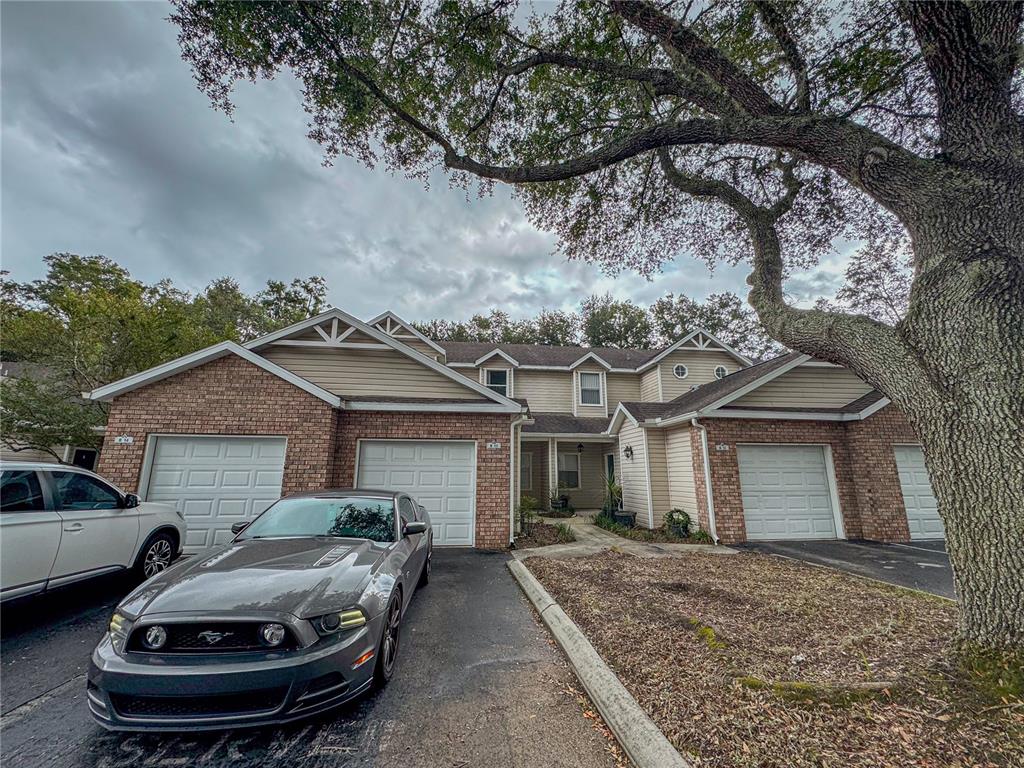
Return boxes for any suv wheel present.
[136,533,175,578]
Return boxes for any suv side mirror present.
[123,493,141,509]
[403,521,427,537]
[231,521,250,535]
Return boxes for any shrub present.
[664,508,691,534]
[553,522,575,543]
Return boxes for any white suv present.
[0,461,186,602]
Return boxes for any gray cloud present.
[1,1,839,323]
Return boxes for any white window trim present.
[672,364,688,379]
[520,451,533,491]
[557,452,582,490]
[714,365,729,379]
[482,367,513,398]
[578,371,604,407]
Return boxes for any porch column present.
[548,438,558,502]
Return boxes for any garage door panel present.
[738,445,838,541]
[357,440,476,546]
[894,445,943,540]
[147,436,286,554]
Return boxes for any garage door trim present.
[137,433,289,500]
[354,438,477,547]
[736,442,846,540]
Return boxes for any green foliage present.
[664,508,691,534]
[650,293,784,359]
[579,294,653,349]
[0,253,327,454]
[602,474,622,513]
[553,522,575,543]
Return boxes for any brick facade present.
[689,406,919,544]
[97,354,513,549]
[97,355,339,495]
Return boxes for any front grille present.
[127,622,298,654]
[110,687,287,719]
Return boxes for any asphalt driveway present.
[0,550,620,768]
[744,540,954,598]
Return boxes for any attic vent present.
[689,384,701,391]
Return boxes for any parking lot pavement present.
[0,550,619,768]
[744,539,955,598]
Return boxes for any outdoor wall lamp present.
[624,445,634,459]
[576,443,584,453]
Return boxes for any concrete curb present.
[507,559,691,768]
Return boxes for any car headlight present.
[311,608,367,636]
[108,611,134,655]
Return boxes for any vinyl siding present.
[617,422,650,523]
[665,426,699,526]
[640,368,660,401]
[519,442,549,508]
[557,442,606,509]
[0,445,64,463]
[645,429,671,528]
[260,347,487,399]
[606,373,641,411]
[730,366,873,409]
[515,371,573,413]
[659,350,740,400]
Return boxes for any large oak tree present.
[172,0,1023,649]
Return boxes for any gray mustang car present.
[87,489,432,731]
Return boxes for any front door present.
[604,453,616,482]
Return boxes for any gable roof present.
[608,352,891,430]
[634,329,751,370]
[368,311,446,356]
[85,341,342,407]
[443,341,659,369]
[244,308,522,409]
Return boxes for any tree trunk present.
[909,402,1024,648]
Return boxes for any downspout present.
[691,417,720,544]
[509,414,529,546]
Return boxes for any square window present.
[557,453,580,490]
[485,369,508,397]
[579,372,602,405]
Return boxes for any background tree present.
[173,0,1024,649]
[651,291,783,358]
[580,294,654,348]
[534,308,580,346]
[1,254,327,456]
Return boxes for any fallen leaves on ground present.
[526,551,1023,768]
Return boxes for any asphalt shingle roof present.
[523,414,611,435]
[441,341,662,369]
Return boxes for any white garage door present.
[737,445,839,540]
[146,436,286,552]
[894,445,944,540]
[356,440,476,546]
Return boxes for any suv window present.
[51,471,121,511]
[0,470,45,512]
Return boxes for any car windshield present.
[239,497,396,543]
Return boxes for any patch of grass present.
[689,619,727,650]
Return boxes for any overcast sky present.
[1,1,847,323]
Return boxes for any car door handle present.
[63,523,85,532]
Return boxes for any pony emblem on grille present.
[198,630,234,644]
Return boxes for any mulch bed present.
[526,550,1023,768]
[516,522,575,548]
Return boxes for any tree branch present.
[610,0,786,116]
[753,0,811,111]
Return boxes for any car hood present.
[119,537,391,619]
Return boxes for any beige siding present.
[665,426,699,526]
[617,422,650,523]
[515,371,573,413]
[0,445,63,463]
[261,347,487,399]
[556,442,606,509]
[645,429,671,528]
[393,338,444,360]
[731,366,873,409]
[520,441,550,507]
[659,350,740,400]
[606,373,641,410]
[640,368,660,401]
[574,367,607,418]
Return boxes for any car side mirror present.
[403,521,427,537]
[231,521,250,535]
[123,493,141,509]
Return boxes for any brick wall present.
[691,406,919,544]
[97,355,338,495]
[845,406,918,541]
[331,411,513,549]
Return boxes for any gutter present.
[691,417,720,544]
[509,414,530,546]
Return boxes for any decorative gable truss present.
[636,329,751,372]
[368,311,447,358]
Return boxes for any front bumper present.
[87,613,384,732]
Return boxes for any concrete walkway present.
[514,516,736,560]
